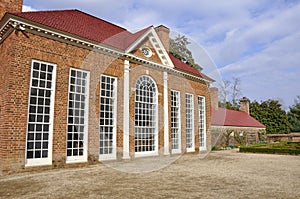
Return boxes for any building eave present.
[211,125,266,129]
[0,16,212,83]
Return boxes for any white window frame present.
[66,68,90,163]
[99,75,117,160]
[171,90,181,154]
[186,93,195,152]
[134,75,158,157]
[198,96,206,151]
[25,60,56,167]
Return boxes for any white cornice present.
[0,16,213,83]
[125,27,174,68]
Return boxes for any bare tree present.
[218,80,231,106]
[218,77,242,109]
[231,77,242,109]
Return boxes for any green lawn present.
[239,142,300,155]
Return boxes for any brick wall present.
[168,73,211,152]
[0,27,211,174]
[211,126,261,146]
[0,0,23,19]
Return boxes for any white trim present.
[163,72,169,155]
[99,75,117,161]
[135,151,159,158]
[123,60,130,159]
[126,28,153,53]
[171,90,181,154]
[186,93,195,152]
[66,68,90,163]
[1,18,213,84]
[1,18,124,54]
[134,75,159,157]
[198,96,207,151]
[25,60,57,167]
[125,27,174,68]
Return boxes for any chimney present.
[210,87,219,111]
[0,0,23,19]
[240,97,250,115]
[155,25,170,52]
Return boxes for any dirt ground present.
[0,149,299,199]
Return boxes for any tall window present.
[66,68,89,162]
[26,60,56,166]
[198,96,206,150]
[171,90,181,153]
[99,75,117,160]
[134,75,158,155]
[186,93,194,152]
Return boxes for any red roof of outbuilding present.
[211,107,265,128]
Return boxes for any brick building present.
[0,1,214,174]
[210,88,266,146]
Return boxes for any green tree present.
[169,34,202,71]
[288,96,300,132]
[250,100,290,134]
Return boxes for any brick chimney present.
[155,25,170,52]
[0,0,23,19]
[210,87,219,111]
[240,97,250,115]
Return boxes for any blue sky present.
[23,0,300,109]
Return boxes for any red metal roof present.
[170,54,214,82]
[10,9,150,50]
[7,9,213,80]
[211,107,265,128]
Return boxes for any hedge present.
[240,142,300,155]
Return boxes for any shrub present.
[240,142,300,155]
[240,147,300,155]
[234,131,247,146]
[211,146,219,151]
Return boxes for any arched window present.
[135,75,158,154]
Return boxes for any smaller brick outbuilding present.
[210,88,266,146]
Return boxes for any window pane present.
[99,75,116,156]
[198,96,206,149]
[186,94,194,149]
[66,69,89,158]
[134,76,157,153]
[171,91,180,150]
[26,61,55,161]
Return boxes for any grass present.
[239,142,300,155]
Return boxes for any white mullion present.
[25,60,56,167]
[99,75,117,160]
[66,68,89,163]
[198,96,206,151]
[171,90,181,154]
[134,75,158,157]
[186,93,195,152]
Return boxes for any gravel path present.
[0,149,299,198]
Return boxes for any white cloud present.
[22,5,37,12]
